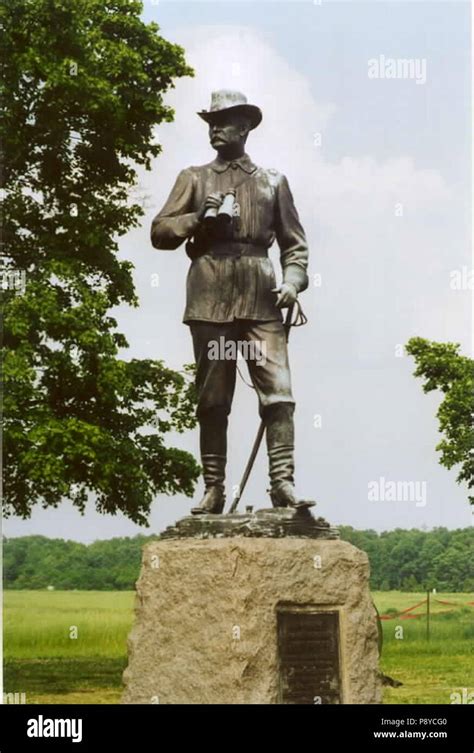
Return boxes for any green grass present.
[3,590,473,704]
[3,590,134,704]
[3,590,135,659]
[374,591,474,703]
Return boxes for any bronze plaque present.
[277,610,342,704]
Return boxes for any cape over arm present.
[150,168,200,250]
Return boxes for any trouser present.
[189,319,296,492]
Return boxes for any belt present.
[207,241,268,258]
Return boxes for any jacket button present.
[231,162,238,170]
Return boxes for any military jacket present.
[151,153,309,323]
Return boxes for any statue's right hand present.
[197,192,225,221]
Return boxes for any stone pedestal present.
[122,509,382,704]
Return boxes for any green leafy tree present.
[406,338,474,505]
[4,529,474,591]
[1,0,199,524]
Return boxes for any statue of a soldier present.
[151,90,310,515]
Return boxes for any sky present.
[3,0,472,543]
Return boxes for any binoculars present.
[203,189,236,229]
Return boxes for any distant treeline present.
[3,527,473,592]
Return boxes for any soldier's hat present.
[197,90,262,130]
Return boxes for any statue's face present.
[208,113,248,150]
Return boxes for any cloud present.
[142,25,450,219]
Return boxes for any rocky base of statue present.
[122,504,382,705]
[161,505,339,540]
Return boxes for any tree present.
[4,528,474,591]
[406,338,474,505]
[1,0,200,524]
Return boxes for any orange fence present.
[379,597,474,621]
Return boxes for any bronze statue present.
[151,90,310,515]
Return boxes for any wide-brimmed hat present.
[197,90,262,130]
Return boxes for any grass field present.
[3,590,473,704]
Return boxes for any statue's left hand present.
[272,282,298,308]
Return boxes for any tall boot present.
[190,454,226,515]
[264,402,296,507]
[191,407,227,515]
[264,402,313,509]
